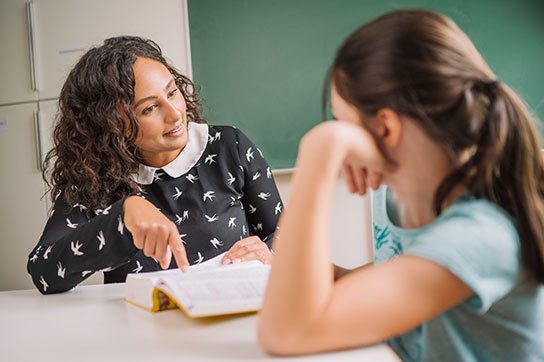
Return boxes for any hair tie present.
[483,79,499,89]
[472,79,499,94]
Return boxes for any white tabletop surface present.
[0,283,400,362]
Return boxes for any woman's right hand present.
[123,196,189,270]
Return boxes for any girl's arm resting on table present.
[27,192,138,294]
[258,122,473,355]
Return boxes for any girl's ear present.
[374,108,402,149]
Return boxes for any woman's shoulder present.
[207,124,247,141]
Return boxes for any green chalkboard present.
[188,0,544,170]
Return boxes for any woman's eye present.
[168,88,178,97]
[142,105,155,115]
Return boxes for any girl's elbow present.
[257,317,308,356]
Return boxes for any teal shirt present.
[372,186,544,362]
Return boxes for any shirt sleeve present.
[403,200,522,313]
[234,129,283,249]
[27,191,138,294]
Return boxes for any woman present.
[27,36,282,294]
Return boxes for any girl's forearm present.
[259,135,344,350]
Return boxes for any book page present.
[162,262,270,317]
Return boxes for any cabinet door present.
[37,99,59,213]
[0,103,48,291]
[33,0,192,99]
[0,0,38,104]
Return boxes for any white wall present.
[273,172,373,269]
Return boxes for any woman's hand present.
[123,196,189,270]
[221,236,273,265]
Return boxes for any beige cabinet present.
[32,0,192,99]
[0,0,38,104]
[0,0,192,290]
[0,103,47,290]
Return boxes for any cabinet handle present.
[33,112,43,172]
[26,1,38,91]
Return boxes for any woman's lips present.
[164,123,184,136]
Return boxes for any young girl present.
[258,10,544,361]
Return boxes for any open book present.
[124,252,271,318]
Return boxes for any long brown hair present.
[328,10,544,283]
[44,36,206,213]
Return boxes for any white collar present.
[133,122,209,185]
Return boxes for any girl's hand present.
[221,236,273,265]
[123,196,189,270]
[298,121,391,182]
[342,164,383,196]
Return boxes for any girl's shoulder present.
[443,194,518,238]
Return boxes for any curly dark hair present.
[44,35,207,213]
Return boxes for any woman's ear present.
[374,108,402,149]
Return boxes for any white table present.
[0,284,400,361]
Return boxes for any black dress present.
[27,123,283,294]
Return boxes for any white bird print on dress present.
[205,154,217,165]
[95,205,112,215]
[246,147,254,162]
[57,262,65,278]
[153,171,164,182]
[257,148,263,157]
[267,167,272,179]
[71,240,83,256]
[173,187,183,200]
[210,238,224,248]
[252,171,261,181]
[180,234,187,244]
[214,132,221,141]
[73,203,87,212]
[205,214,218,222]
[242,225,247,235]
[203,191,216,202]
[48,209,55,219]
[230,196,236,206]
[30,254,38,263]
[253,223,263,231]
[82,270,92,277]
[194,252,204,264]
[227,172,236,185]
[175,214,183,225]
[97,230,106,250]
[248,204,257,214]
[228,217,237,229]
[39,276,48,292]
[117,215,124,235]
[186,174,199,183]
[208,134,214,144]
[66,218,78,229]
[43,245,53,260]
[257,192,271,200]
[181,210,189,222]
[275,202,282,215]
[133,261,143,273]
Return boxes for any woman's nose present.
[164,98,182,122]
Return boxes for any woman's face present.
[131,57,188,167]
